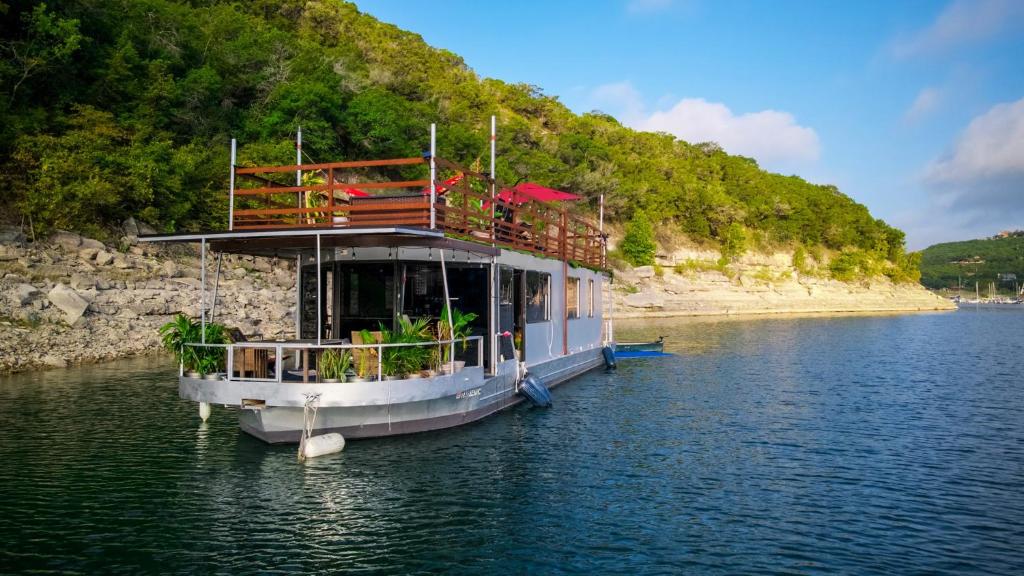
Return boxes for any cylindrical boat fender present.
[301,433,346,459]
[602,346,617,371]
[198,401,211,422]
[520,373,553,407]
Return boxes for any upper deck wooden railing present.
[230,156,606,269]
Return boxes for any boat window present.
[588,278,595,317]
[567,277,580,319]
[526,271,550,323]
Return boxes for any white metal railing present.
[181,336,484,384]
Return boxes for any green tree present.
[621,211,656,267]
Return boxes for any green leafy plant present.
[159,313,200,371]
[319,349,351,381]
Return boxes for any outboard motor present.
[519,373,552,408]
[602,346,617,371]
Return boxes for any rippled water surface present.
[2,309,1023,574]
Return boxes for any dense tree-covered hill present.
[919,233,1024,291]
[0,0,918,281]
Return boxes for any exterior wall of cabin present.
[295,245,606,372]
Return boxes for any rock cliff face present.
[610,247,955,318]
[0,226,295,373]
[0,227,954,374]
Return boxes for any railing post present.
[276,344,283,383]
[429,123,437,229]
[226,344,233,381]
[377,344,383,382]
[228,138,236,230]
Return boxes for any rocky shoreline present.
[0,226,953,374]
[0,224,294,374]
[610,247,954,318]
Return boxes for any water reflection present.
[0,311,1022,574]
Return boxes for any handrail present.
[228,154,606,268]
[184,336,485,385]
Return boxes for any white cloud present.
[904,87,942,123]
[587,81,820,165]
[891,0,1024,58]
[916,97,1024,241]
[927,97,1024,182]
[588,81,645,123]
[635,98,820,163]
[626,0,672,14]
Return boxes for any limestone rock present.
[70,274,96,290]
[47,284,91,324]
[162,260,179,278]
[50,230,82,250]
[78,248,99,261]
[80,238,105,251]
[122,217,140,237]
[633,266,655,279]
[0,226,25,243]
[623,290,665,309]
[95,251,114,266]
[13,283,39,305]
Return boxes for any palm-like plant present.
[159,313,200,372]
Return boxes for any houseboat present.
[142,122,614,443]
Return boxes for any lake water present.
[1,308,1022,574]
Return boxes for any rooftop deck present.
[229,156,606,269]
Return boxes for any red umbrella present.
[496,182,581,205]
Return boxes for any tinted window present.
[526,272,550,323]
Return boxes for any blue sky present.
[356,0,1024,249]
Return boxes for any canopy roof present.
[497,182,581,205]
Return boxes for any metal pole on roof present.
[316,232,321,347]
[200,238,206,344]
[228,139,236,231]
[488,115,497,373]
[296,126,303,211]
[599,194,604,234]
[429,123,437,229]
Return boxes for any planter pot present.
[321,378,343,383]
[406,372,424,379]
[426,369,439,377]
[348,376,370,383]
[203,372,224,381]
[383,374,404,381]
[185,371,201,379]
[333,216,349,226]
[454,361,466,372]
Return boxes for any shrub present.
[621,211,656,267]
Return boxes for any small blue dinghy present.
[519,374,552,407]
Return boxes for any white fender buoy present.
[301,433,345,459]
[198,401,211,422]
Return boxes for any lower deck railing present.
[182,336,484,385]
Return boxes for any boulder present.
[0,245,22,261]
[0,226,25,243]
[47,283,91,324]
[78,248,99,261]
[80,237,105,251]
[122,217,140,237]
[162,260,179,278]
[13,283,39,305]
[70,274,96,290]
[112,255,131,269]
[95,251,114,266]
[633,266,655,279]
[623,290,665,309]
[137,220,158,235]
[50,230,83,250]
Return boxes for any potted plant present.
[196,322,230,380]
[319,349,350,383]
[159,313,201,377]
[439,307,478,373]
[350,328,379,382]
